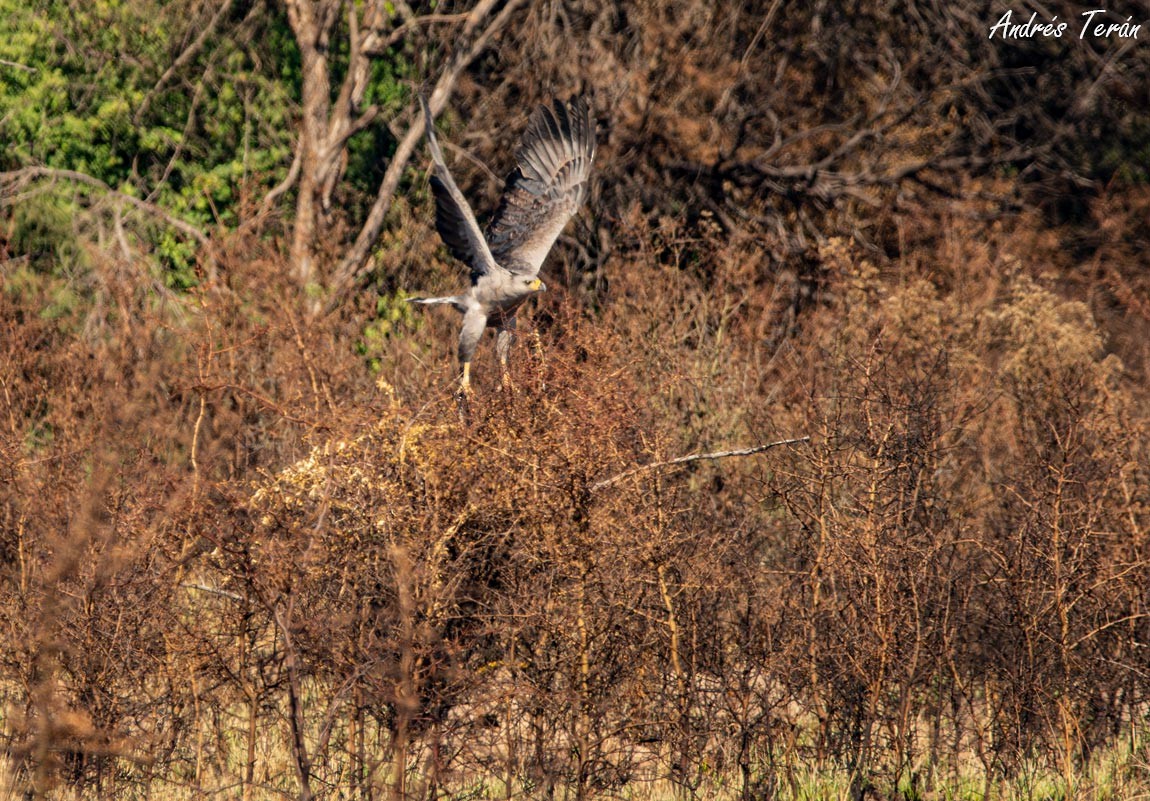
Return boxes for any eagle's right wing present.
[420,95,499,279]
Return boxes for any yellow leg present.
[499,352,514,390]
[454,362,472,421]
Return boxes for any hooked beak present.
[532,278,547,292]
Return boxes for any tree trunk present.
[284,1,335,289]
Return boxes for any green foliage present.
[0,0,298,280]
[7,194,88,275]
[356,290,420,372]
[157,230,198,289]
[0,0,419,299]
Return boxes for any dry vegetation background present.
[2,0,1150,799]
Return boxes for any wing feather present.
[420,95,499,280]
[486,97,596,276]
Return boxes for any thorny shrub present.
[3,184,1150,801]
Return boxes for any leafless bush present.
[4,3,1150,798]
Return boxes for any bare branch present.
[0,58,38,73]
[331,0,368,141]
[342,104,383,142]
[259,142,304,218]
[272,600,317,801]
[0,166,210,249]
[374,12,475,53]
[590,436,811,493]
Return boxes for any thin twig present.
[191,393,207,496]
[259,143,303,218]
[182,583,243,601]
[590,436,811,492]
[376,12,474,52]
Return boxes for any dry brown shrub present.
[5,11,1150,790]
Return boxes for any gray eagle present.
[409,94,596,391]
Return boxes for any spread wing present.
[485,97,596,277]
[420,95,498,279]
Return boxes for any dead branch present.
[375,12,475,52]
[590,436,811,493]
[273,599,317,801]
[259,143,303,218]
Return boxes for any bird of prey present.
[409,94,596,392]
